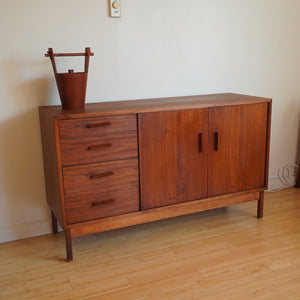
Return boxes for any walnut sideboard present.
[39,93,272,262]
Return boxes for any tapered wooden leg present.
[65,229,73,262]
[51,211,58,234]
[295,168,300,187]
[257,191,264,219]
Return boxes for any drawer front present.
[60,132,137,166]
[63,158,139,224]
[59,114,137,166]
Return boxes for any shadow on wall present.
[0,59,55,241]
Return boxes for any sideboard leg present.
[65,229,73,262]
[295,167,300,187]
[51,211,58,234]
[257,191,264,219]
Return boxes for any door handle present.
[198,132,203,152]
[214,132,219,151]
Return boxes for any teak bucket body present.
[56,72,87,109]
[46,48,94,109]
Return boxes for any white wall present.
[0,0,299,242]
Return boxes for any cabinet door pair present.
[139,103,268,210]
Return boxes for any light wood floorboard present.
[0,188,299,299]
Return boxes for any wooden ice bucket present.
[45,47,94,109]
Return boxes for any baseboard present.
[267,175,297,191]
[0,220,53,244]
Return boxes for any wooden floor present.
[0,188,300,299]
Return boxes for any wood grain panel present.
[208,103,268,197]
[59,114,137,166]
[139,109,208,210]
[64,158,139,224]
[63,158,138,195]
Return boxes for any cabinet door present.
[208,103,268,197]
[139,109,208,210]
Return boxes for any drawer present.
[60,132,137,166]
[59,114,137,166]
[63,158,139,224]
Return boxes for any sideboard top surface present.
[39,93,272,118]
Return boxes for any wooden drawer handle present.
[88,143,112,151]
[91,199,114,206]
[87,122,111,128]
[214,132,219,151]
[198,132,203,152]
[90,171,114,179]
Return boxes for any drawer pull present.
[88,143,112,151]
[91,199,114,206]
[90,171,114,179]
[87,122,111,128]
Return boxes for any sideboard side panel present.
[39,108,64,227]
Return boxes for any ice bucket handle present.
[45,47,94,74]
